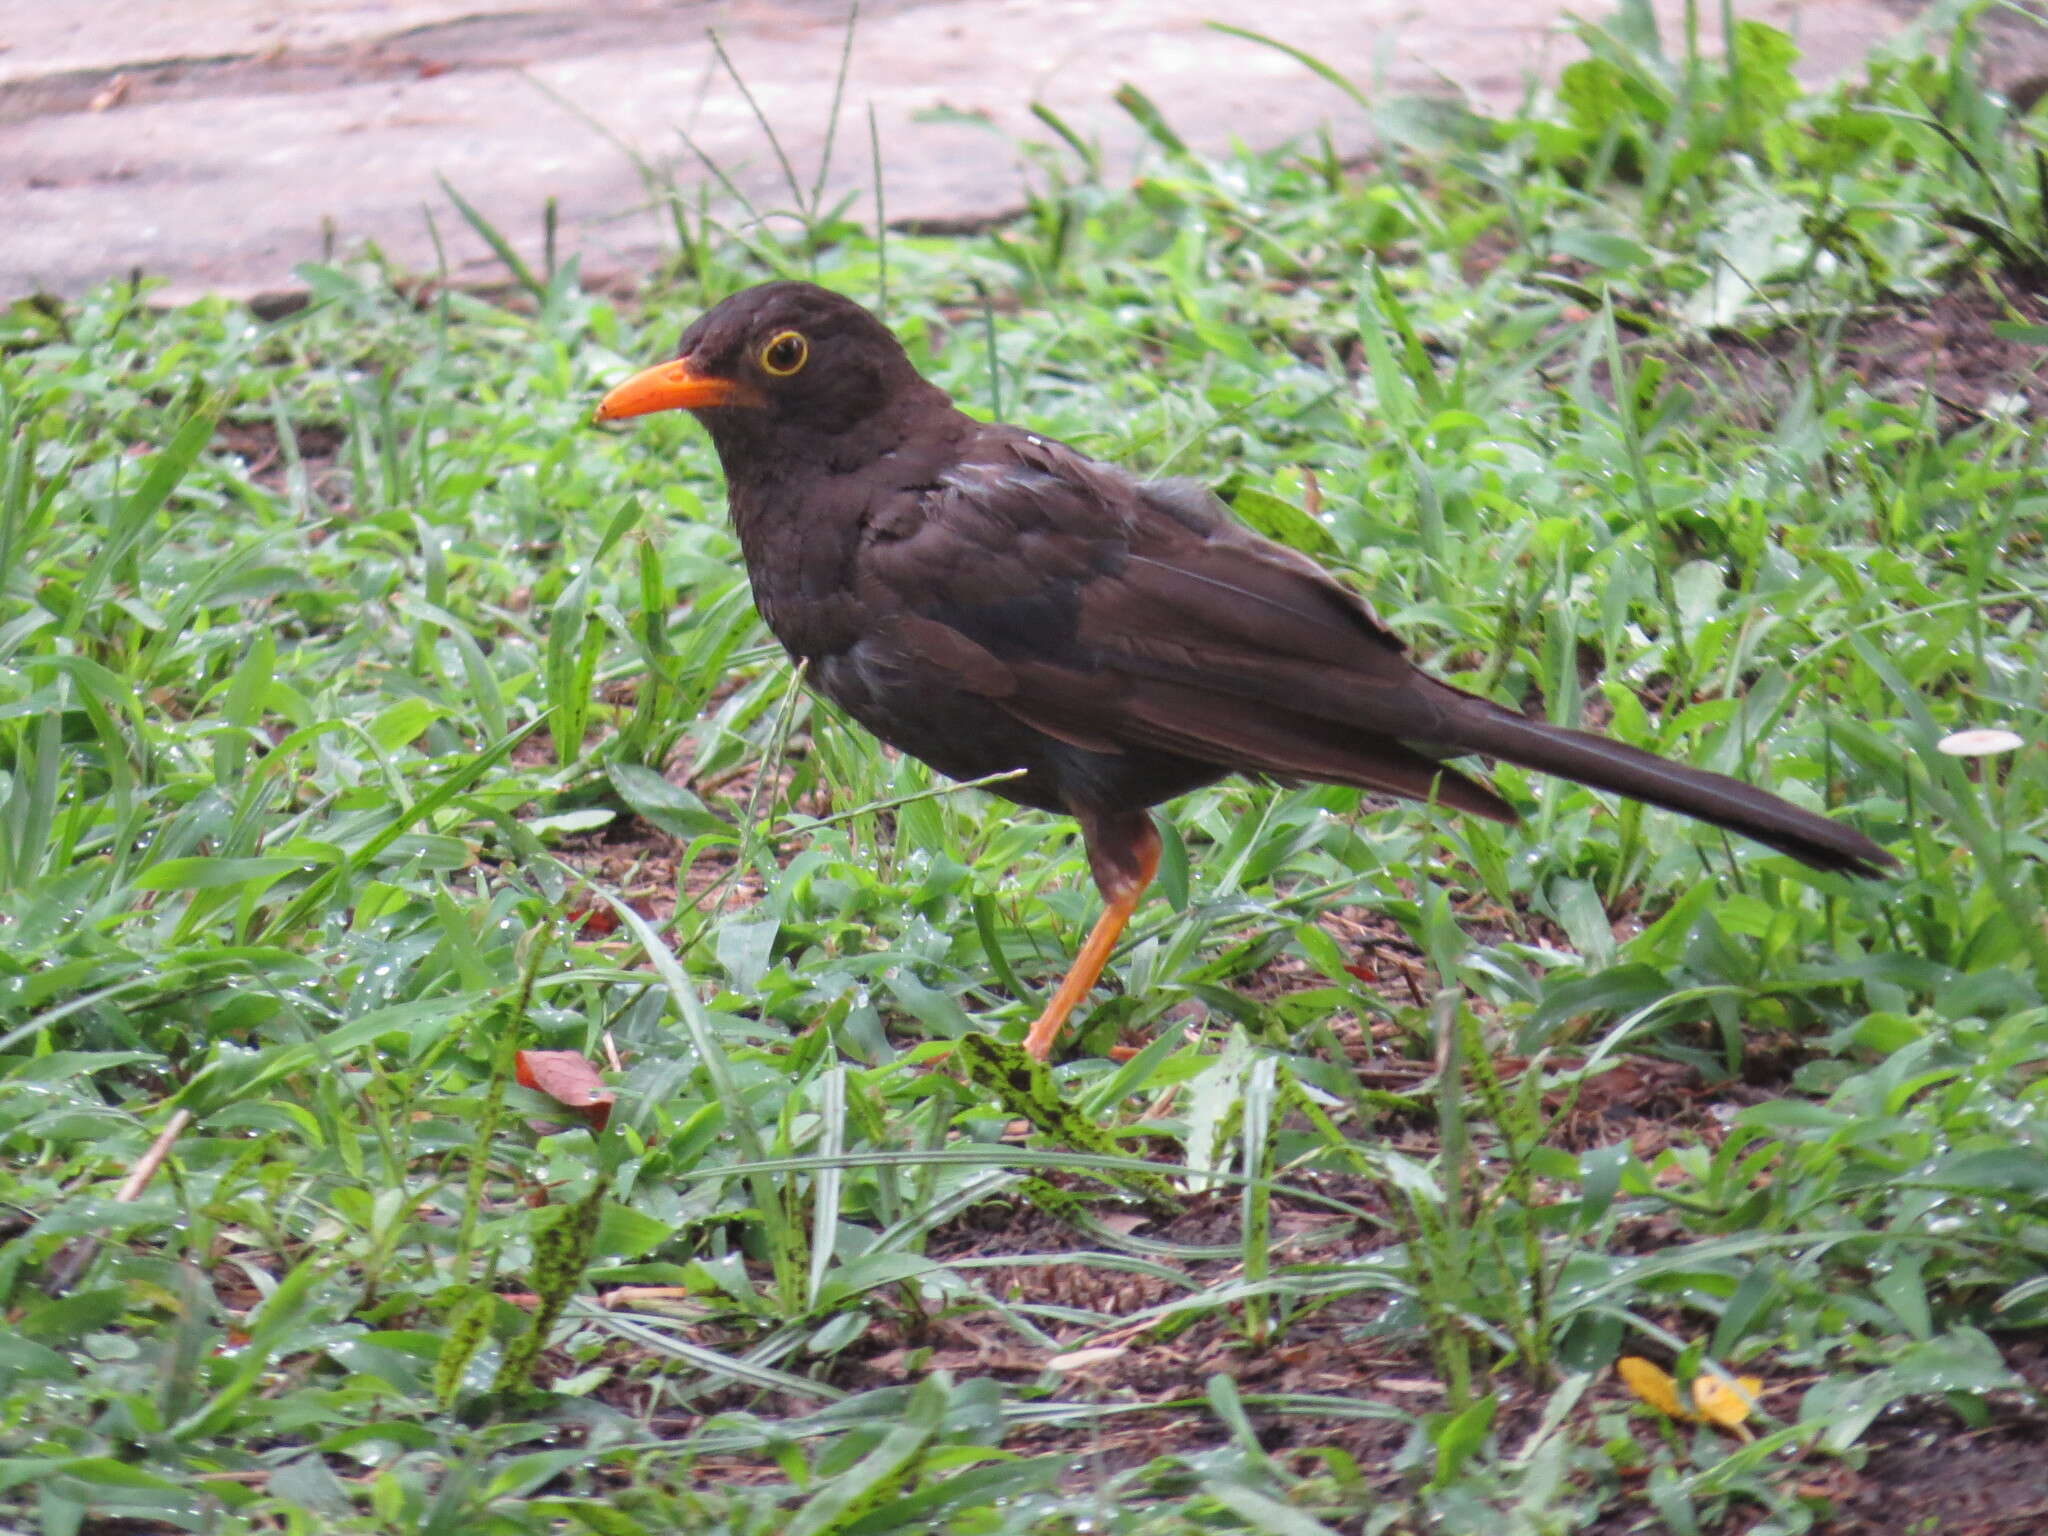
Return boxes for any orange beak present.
[593,358,766,422]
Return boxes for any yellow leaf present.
[1692,1372,1763,1434]
[1617,1357,1688,1420]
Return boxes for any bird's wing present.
[853,429,1515,820]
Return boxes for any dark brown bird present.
[596,281,1893,1059]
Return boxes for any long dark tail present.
[1448,698,1894,877]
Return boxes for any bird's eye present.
[759,330,808,376]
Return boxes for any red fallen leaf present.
[568,898,619,937]
[515,1050,614,1131]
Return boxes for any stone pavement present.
[0,0,1955,304]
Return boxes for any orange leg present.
[1021,815,1161,1062]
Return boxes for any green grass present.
[2,4,2046,1532]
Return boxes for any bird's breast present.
[727,474,906,670]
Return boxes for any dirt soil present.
[1700,274,2048,429]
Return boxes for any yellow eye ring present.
[759,330,808,376]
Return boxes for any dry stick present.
[43,1109,194,1295]
[117,1109,194,1202]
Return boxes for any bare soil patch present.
[1686,275,2048,431]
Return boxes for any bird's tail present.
[1448,698,1894,877]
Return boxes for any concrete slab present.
[0,1,495,85]
[0,0,1935,304]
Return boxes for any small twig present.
[1298,465,1322,519]
[117,1108,193,1202]
[43,1109,193,1295]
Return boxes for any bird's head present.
[594,282,936,455]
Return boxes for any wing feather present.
[847,424,1513,810]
